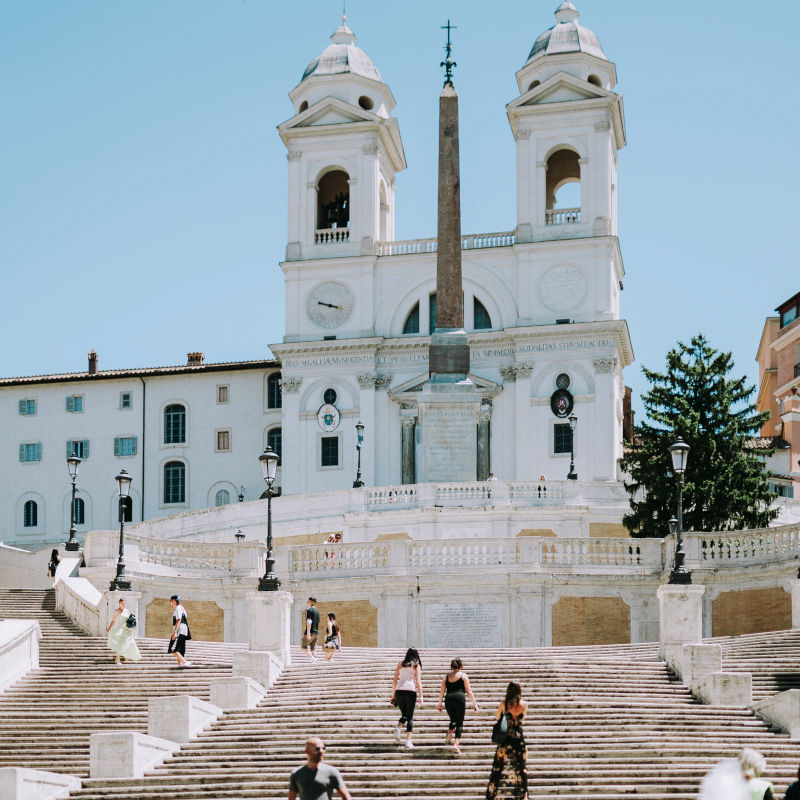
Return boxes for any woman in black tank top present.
[437,657,479,753]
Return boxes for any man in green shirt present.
[288,737,351,800]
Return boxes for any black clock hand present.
[318,301,343,310]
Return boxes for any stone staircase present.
[2,589,800,799]
[0,589,245,778]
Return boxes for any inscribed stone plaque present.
[424,602,503,648]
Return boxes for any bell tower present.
[279,16,406,262]
[507,1,625,244]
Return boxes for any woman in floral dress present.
[486,681,528,800]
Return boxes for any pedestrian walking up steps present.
[2,589,800,800]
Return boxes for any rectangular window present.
[114,436,138,457]
[216,429,231,452]
[321,436,339,467]
[66,395,84,413]
[781,304,798,329]
[66,440,90,459]
[18,399,36,415]
[554,423,573,455]
[19,443,42,462]
[120,392,133,409]
[217,385,229,404]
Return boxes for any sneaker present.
[404,740,415,749]
[395,725,404,742]
[309,656,317,663]
[183,661,192,667]
[452,742,462,754]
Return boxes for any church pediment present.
[509,72,612,109]
[389,372,502,403]
[280,97,376,131]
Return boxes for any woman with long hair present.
[323,612,342,662]
[486,681,528,800]
[391,647,423,749]
[437,657,479,754]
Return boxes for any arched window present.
[474,298,492,330]
[74,497,85,525]
[23,500,37,527]
[403,303,420,335]
[317,170,350,230]
[545,148,581,225]
[268,427,282,464]
[164,404,186,444]
[215,489,231,507]
[119,496,133,523]
[164,461,186,504]
[267,373,282,409]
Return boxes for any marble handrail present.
[545,207,581,225]
[376,230,515,256]
[314,228,350,244]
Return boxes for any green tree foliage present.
[621,334,777,537]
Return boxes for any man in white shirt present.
[169,595,190,668]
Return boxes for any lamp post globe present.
[258,446,281,591]
[110,469,132,591]
[64,455,82,551]
[667,437,692,585]
[566,415,578,480]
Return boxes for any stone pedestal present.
[417,373,480,483]
[148,695,222,744]
[0,767,81,800]
[210,676,267,710]
[248,591,293,669]
[790,579,800,628]
[90,731,178,779]
[680,643,721,688]
[657,583,705,663]
[753,689,800,739]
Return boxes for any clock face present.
[306,281,354,329]
[317,403,340,432]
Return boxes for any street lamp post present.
[566,414,578,480]
[353,420,365,488]
[235,530,245,543]
[668,437,691,584]
[109,469,133,591]
[64,455,82,551]
[258,446,281,591]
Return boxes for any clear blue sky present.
[2,1,797,420]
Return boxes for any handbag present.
[125,613,137,628]
[182,613,192,640]
[491,713,509,745]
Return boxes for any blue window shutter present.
[66,440,73,459]
[19,444,25,462]
[132,436,138,456]
[66,396,73,412]
[83,440,90,458]
[36,443,42,461]
[19,400,26,415]
[114,437,121,456]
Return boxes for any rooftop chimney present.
[88,350,98,375]
[187,352,205,366]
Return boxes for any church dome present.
[527,2,607,63]
[301,17,383,84]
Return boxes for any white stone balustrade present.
[376,230,515,256]
[694,525,800,566]
[545,207,581,225]
[0,620,40,694]
[314,227,349,244]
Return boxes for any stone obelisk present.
[417,22,480,482]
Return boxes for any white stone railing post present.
[248,591,294,670]
[657,584,705,665]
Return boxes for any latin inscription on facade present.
[425,602,503,648]
[420,406,477,481]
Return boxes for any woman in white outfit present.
[106,598,141,664]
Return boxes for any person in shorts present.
[288,737,351,800]
[303,597,320,663]
[168,595,190,668]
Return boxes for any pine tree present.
[621,334,777,537]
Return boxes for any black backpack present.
[125,613,137,628]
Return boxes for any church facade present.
[273,2,632,494]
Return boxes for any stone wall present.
[298,599,377,648]
[711,587,791,637]
[552,596,631,646]
[145,598,224,642]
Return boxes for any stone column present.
[279,377,302,494]
[477,401,492,480]
[592,357,617,481]
[400,406,416,485]
[657,583,705,664]
[514,364,534,479]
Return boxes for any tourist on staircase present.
[105,597,141,665]
[303,597,320,663]
[47,549,60,581]
[323,612,342,662]
[783,765,800,800]
[486,681,529,800]
[437,657,479,754]
[288,736,351,800]
[391,648,423,749]
[740,749,775,800]
[168,594,191,668]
